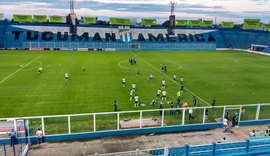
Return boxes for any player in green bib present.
[177,91,181,98]
[37,67,43,75]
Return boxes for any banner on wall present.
[83,16,97,24]
[49,16,65,23]
[188,20,202,26]
[141,18,157,25]
[110,18,131,25]
[220,22,234,28]
[243,19,260,29]
[33,15,47,23]
[13,14,32,22]
[202,20,213,27]
[175,20,187,26]
[0,13,3,20]
[264,24,270,31]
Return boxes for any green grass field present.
[0,50,270,118]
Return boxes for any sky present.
[0,0,270,23]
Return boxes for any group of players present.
[129,58,137,65]
[36,60,214,111]
[122,70,185,109]
[121,58,219,110]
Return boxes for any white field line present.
[118,60,129,69]
[132,53,211,106]
[0,55,42,84]
[24,61,43,71]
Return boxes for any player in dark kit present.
[176,97,181,105]
[113,100,118,112]
[180,84,184,92]
[193,96,197,107]
[212,97,216,107]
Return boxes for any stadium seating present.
[219,29,270,51]
[0,21,270,52]
[148,136,270,156]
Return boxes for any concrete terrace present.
[27,125,269,156]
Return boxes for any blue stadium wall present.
[0,22,270,51]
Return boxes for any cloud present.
[0,0,269,23]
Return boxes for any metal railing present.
[89,137,270,156]
[0,103,270,138]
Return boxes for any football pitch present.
[0,50,270,118]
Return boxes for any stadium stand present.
[0,20,269,52]
[148,137,270,156]
[0,16,270,155]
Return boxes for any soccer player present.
[82,67,86,72]
[189,108,194,120]
[193,96,197,107]
[149,74,153,80]
[122,77,126,87]
[162,90,167,101]
[182,102,188,108]
[180,76,184,85]
[150,99,156,106]
[162,79,166,89]
[136,70,140,76]
[164,65,167,72]
[37,67,41,75]
[205,108,209,123]
[176,97,181,105]
[173,74,177,81]
[156,88,161,98]
[37,67,43,75]
[212,97,216,107]
[134,95,139,107]
[113,100,118,112]
[132,83,136,92]
[169,102,174,115]
[130,89,133,101]
[159,104,163,116]
[180,84,184,93]
[65,72,69,81]
[176,90,181,98]
[176,103,180,114]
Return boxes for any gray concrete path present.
[27,125,269,156]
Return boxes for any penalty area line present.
[0,55,42,84]
[132,52,211,106]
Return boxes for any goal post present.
[250,44,268,51]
